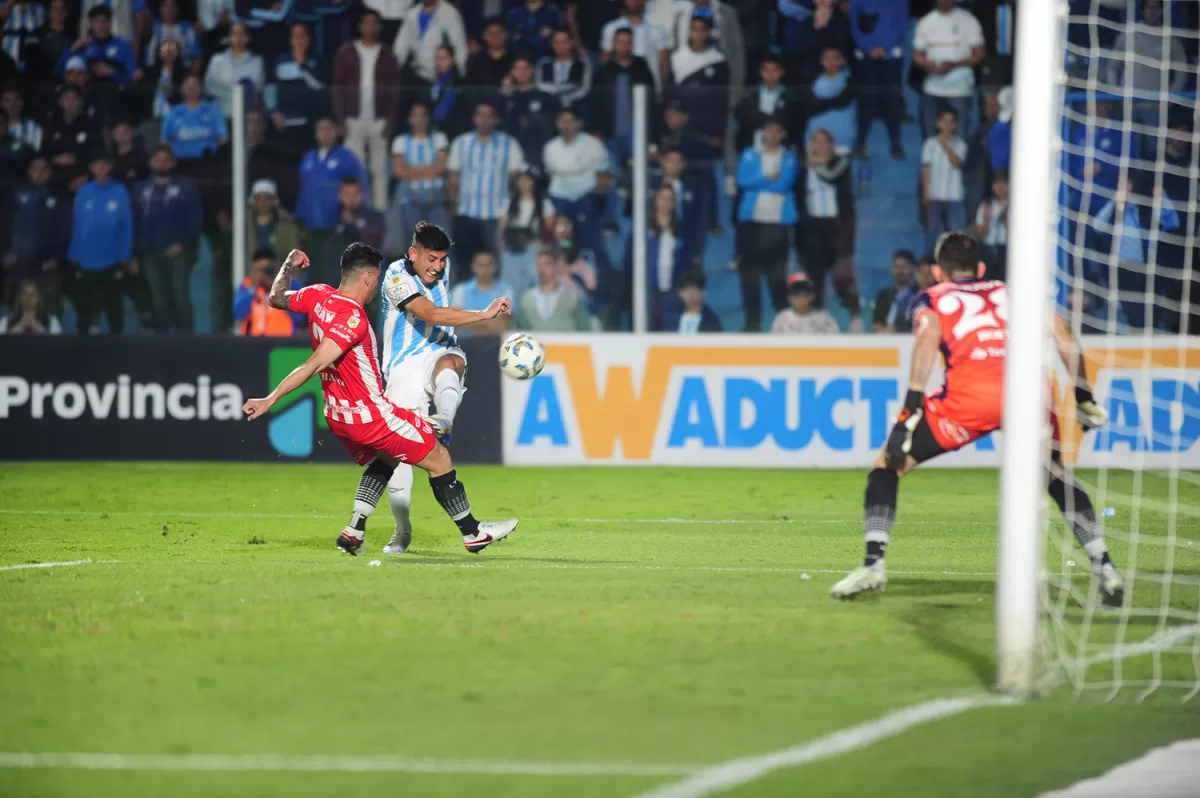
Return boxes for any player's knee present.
[416,442,453,477]
[367,456,397,481]
[434,353,465,377]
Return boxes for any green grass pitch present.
[1,462,1198,798]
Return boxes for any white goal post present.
[996,0,1066,697]
[1000,0,1200,699]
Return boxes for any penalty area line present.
[0,752,702,778]
[629,695,1016,798]
[0,559,109,573]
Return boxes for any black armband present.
[1075,385,1095,406]
[903,389,924,412]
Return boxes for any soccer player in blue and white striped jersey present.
[1,0,46,71]
[3,89,43,152]
[378,221,513,554]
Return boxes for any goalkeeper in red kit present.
[242,244,518,555]
[831,232,1123,606]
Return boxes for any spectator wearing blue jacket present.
[57,5,139,85]
[296,116,368,232]
[637,184,694,331]
[508,0,564,61]
[735,117,797,331]
[69,149,134,333]
[0,156,70,314]
[849,0,908,159]
[268,23,327,152]
[162,74,229,162]
[132,146,202,332]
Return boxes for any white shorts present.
[384,347,467,412]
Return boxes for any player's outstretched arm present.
[884,312,942,469]
[1052,313,1108,430]
[243,337,343,421]
[268,249,310,310]
[406,295,512,328]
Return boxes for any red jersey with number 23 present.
[909,279,1009,449]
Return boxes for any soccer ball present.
[499,333,546,380]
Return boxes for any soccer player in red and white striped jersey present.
[242,244,518,555]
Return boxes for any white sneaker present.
[383,527,412,554]
[1096,561,1125,608]
[830,561,888,599]
[463,519,518,553]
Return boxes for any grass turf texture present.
[1,462,1197,798]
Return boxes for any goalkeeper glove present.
[885,390,925,470]
[1075,386,1108,431]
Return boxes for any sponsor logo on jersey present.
[347,314,360,329]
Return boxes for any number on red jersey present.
[913,280,1009,369]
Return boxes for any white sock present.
[387,463,414,532]
[433,369,464,423]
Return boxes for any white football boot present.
[462,519,519,553]
[382,526,413,554]
[830,560,888,599]
[1095,561,1125,608]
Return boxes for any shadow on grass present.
[903,602,996,688]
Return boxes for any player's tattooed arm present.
[268,249,310,310]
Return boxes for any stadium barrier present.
[501,335,1200,469]
[0,336,502,464]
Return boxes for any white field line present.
[0,508,988,526]
[0,559,99,573]
[629,695,1015,798]
[0,752,700,777]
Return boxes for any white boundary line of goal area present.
[0,559,100,573]
[628,695,1014,798]
[0,696,1014,789]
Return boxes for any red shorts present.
[923,392,1003,451]
[922,391,1063,454]
[328,408,437,466]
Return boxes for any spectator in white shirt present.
[973,168,1008,281]
[912,0,983,138]
[600,0,671,88]
[921,107,968,255]
[392,0,468,85]
[204,22,266,118]
[771,272,840,334]
[543,105,611,279]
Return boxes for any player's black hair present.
[252,247,277,263]
[411,221,452,252]
[892,249,916,264]
[340,242,383,273]
[679,270,707,291]
[934,232,982,277]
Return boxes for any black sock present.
[348,458,395,537]
[429,470,480,536]
[1047,473,1110,563]
[863,468,899,566]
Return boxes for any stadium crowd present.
[0,0,1196,335]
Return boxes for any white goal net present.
[1037,0,1200,700]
